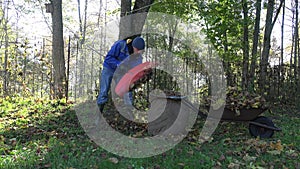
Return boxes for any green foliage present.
[0,36,53,97]
[151,0,199,21]
[197,0,249,62]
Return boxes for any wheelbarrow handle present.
[249,121,282,131]
[149,94,187,100]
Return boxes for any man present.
[97,36,145,113]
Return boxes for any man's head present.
[132,37,145,53]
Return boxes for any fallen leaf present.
[223,138,232,144]
[216,161,222,166]
[198,136,213,143]
[132,130,144,137]
[282,165,288,169]
[44,163,51,168]
[9,138,17,146]
[267,150,281,155]
[219,154,225,161]
[187,150,194,155]
[154,164,161,169]
[270,140,283,151]
[101,153,107,158]
[228,162,240,169]
[235,109,240,116]
[108,157,119,164]
[286,150,298,158]
[225,151,234,156]
[242,154,256,162]
[178,163,185,167]
[62,155,69,160]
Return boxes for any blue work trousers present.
[97,67,133,105]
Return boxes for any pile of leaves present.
[202,86,268,113]
[225,86,268,110]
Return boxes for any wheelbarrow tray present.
[219,107,268,121]
[167,97,268,122]
[198,105,268,122]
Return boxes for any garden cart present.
[149,94,282,138]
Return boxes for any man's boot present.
[98,103,105,113]
[95,103,105,126]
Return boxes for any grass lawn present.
[0,97,299,169]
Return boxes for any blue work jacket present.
[103,40,129,71]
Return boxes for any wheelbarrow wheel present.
[249,116,275,138]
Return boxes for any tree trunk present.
[280,0,285,67]
[77,0,88,46]
[242,0,249,90]
[75,41,79,102]
[224,31,233,86]
[119,0,154,39]
[119,0,132,39]
[131,0,154,36]
[292,0,299,100]
[290,8,295,82]
[23,54,27,87]
[279,0,285,100]
[280,0,285,81]
[3,0,9,96]
[97,0,103,27]
[259,0,274,94]
[295,0,299,84]
[51,0,66,99]
[249,0,261,92]
[295,0,300,109]
[66,36,71,101]
[259,0,284,94]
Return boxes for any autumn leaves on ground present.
[0,96,299,169]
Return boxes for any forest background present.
[0,0,299,105]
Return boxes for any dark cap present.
[132,37,145,50]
